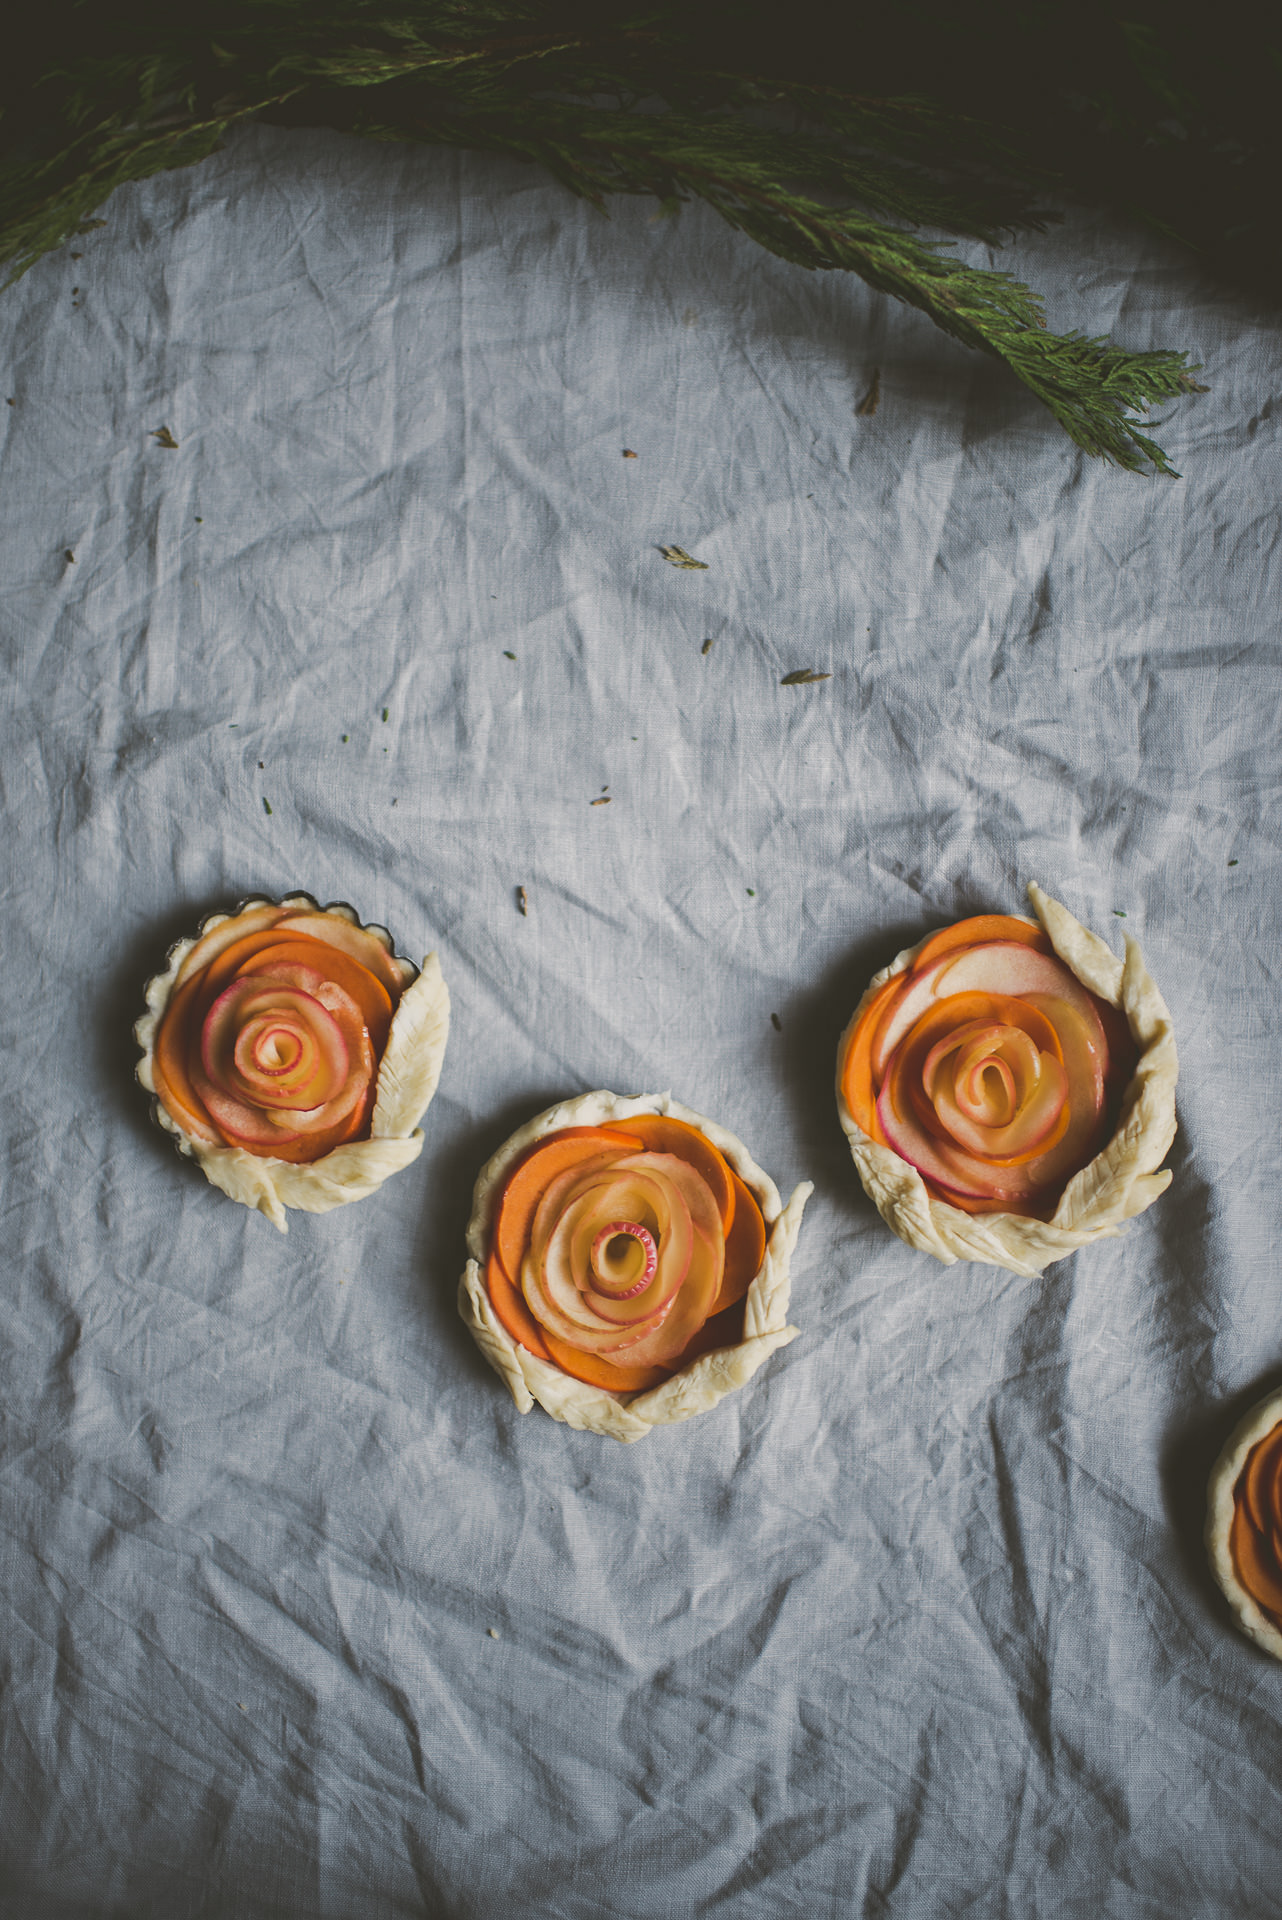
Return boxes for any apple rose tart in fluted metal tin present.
[836,882,1178,1277]
[135,892,449,1231]
[459,1091,812,1443]
[1207,1386,1282,1663]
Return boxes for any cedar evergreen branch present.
[0,2,1226,472]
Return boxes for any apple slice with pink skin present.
[879,999,1107,1202]
[588,1221,659,1299]
[567,1183,679,1320]
[876,1066,1000,1200]
[927,1031,1070,1161]
[542,1175,692,1333]
[522,1244,673,1354]
[613,1153,725,1267]
[273,911,406,997]
[173,905,290,989]
[202,980,350,1109]
[597,1223,723,1366]
[934,943,1108,1048]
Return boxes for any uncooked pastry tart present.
[835,882,1178,1277]
[135,892,449,1231]
[458,1090,812,1443]
[1206,1386,1282,1662]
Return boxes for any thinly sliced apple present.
[273,911,405,997]
[934,942,1106,1035]
[539,1328,669,1393]
[1018,991,1107,1122]
[875,1068,998,1200]
[237,939,394,1052]
[598,1223,722,1367]
[202,980,350,1111]
[907,914,1052,977]
[542,1177,691,1332]
[931,1050,1069,1161]
[172,905,289,989]
[493,1128,642,1282]
[612,1152,725,1264]
[522,1249,673,1355]
[615,1114,736,1232]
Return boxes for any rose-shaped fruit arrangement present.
[1207,1386,1282,1662]
[836,883,1177,1276]
[459,1092,812,1442]
[135,893,449,1230]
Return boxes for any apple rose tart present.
[458,1092,812,1443]
[1207,1387,1282,1662]
[135,893,449,1230]
[836,883,1177,1276]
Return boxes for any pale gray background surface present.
[0,122,1279,1918]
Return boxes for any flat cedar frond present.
[0,0,1210,470]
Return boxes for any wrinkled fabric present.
[0,122,1279,1919]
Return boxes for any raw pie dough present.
[835,882,1178,1277]
[458,1091,813,1443]
[1206,1386,1282,1662]
[135,894,450,1232]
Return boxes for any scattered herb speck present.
[590,796,611,806]
[701,635,715,656]
[781,668,831,685]
[771,1012,782,1032]
[503,650,516,660]
[381,707,388,723]
[658,545,708,570]
[258,761,264,770]
[1113,909,1127,917]
[194,516,202,523]
[341,734,348,743]
[1228,859,1239,866]
[488,1628,500,1639]
[64,549,75,564]
[262,797,272,815]
[150,425,178,449]
[623,448,637,458]
[746,888,756,897]
[517,886,528,917]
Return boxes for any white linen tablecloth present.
[1,121,1279,1918]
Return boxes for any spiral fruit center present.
[590,1220,658,1299]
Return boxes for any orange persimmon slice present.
[839,973,901,1138]
[616,1113,736,1233]
[540,1327,669,1393]
[907,914,1052,977]
[1232,1489,1282,1622]
[485,1254,552,1362]
[712,1172,766,1313]
[235,939,395,1052]
[151,974,222,1145]
[492,1126,643,1283]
